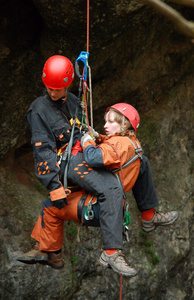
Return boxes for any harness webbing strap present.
[112,152,142,173]
[114,173,127,200]
[61,106,79,189]
[77,193,88,220]
[112,137,143,174]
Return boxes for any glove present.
[89,126,99,138]
[81,132,93,148]
[52,198,66,210]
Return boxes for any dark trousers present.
[67,153,159,249]
[67,152,124,250]
[132,155,159,212]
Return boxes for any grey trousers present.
[67,152,124,250]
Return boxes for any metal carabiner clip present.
[75,51,89,81]
[84,196,95,220]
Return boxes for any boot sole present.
[17,256,48,264]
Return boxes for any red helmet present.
[106,103,140,131]
[42,55,74,89]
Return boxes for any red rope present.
[120,275,123,300]
[82,0,91,134]
[87,0,89,53]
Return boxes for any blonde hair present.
[105,108,135,136]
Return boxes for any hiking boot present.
[141,211,179,233]
[17,242,48,264]
[99,250,137,277]
[48,252,64,269]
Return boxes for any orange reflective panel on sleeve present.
[37,161,51,175]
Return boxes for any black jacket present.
[27,90,82,200]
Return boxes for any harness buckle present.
[135,148,143,160]
[123,210,131,226]
[69,117,82,129]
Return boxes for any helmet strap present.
[62,89,68,104]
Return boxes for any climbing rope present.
[120,275,123,300]
[86,0,93,128]
[87,0,89,53]
[75,0,93,133]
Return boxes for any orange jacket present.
[84,134,142,192]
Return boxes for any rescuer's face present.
[104,111,121,138]
[46,87,66,101]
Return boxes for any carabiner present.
[84,196,95,221]
[123,211,131,226]
[75,51,89,80]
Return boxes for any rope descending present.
[75,0,93,133]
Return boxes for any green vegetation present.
[140,232,160,266]
[140,231,147,238]
[152,256,160,265]
[144,240,152,246]
[145,248,154,255]
[68,225,77,236]
[72,274,77,280]
[71,256,78,264]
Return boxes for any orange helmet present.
[106,103,140,131]
[42,55,74,89]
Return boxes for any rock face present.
[0,1,193,299]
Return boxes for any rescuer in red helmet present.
[24,55,136,276]
[42,55,74,89]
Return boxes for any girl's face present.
[46,87,66,101]
[104,111,121,138]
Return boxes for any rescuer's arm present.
[26,110,68,202]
